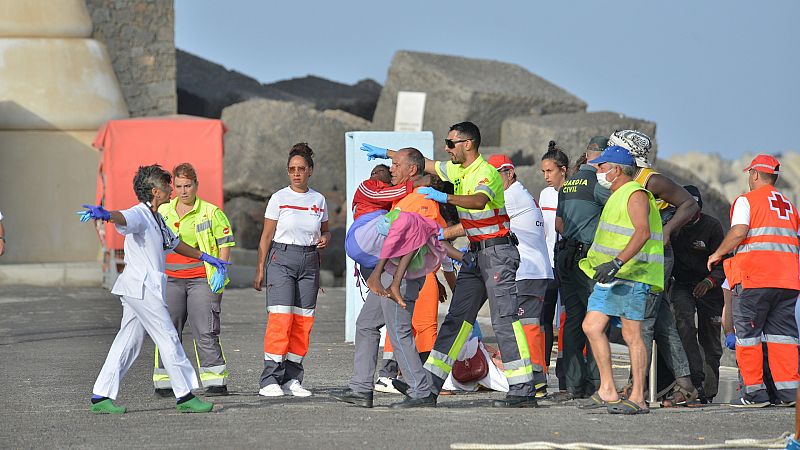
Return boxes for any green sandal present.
[90,399,127,414]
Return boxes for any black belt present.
[470,235,515,252]
[272,242,317,253]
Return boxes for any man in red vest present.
[708,154,800,407]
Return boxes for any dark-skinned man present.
[361,121,537,407]
[609,130,698,404]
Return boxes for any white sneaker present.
[374,377,402,394]
[258,384,284,397]
[282,379,312,397]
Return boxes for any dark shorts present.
[587,280,650,321]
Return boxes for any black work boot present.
[330,388,374,408]
[391,379,411,398]
[205,385,228,396]
[154,388,174,398]
[492,395,539,408]
[389,393,437,408]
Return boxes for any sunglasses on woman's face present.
[444,138,471,149]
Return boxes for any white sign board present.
[344,131,434,342]
[393,91,427,132]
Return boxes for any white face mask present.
[596,170,615,189]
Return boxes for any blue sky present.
[175,0,799,159]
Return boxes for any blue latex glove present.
[450,247,468,266]
[461,250,477,269]
[209,266,228,293]
[725,332,736,350]
[77,204,110,222]
[418,186,448,204]
[360,143,388,161]
[437,227,445,241]
[200,252,231,272]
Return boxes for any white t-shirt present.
[0,210,4,221]
[507,182,554,281]
[111,203,179,300]
[265,186,329,246]
[730,197,750,227]
[538,186,559,268]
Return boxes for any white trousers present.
[93,290,199,399]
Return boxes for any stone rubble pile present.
[178,49,737,281]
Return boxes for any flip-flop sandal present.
[608,398,650,415]
[576,392,614,409]
[661,384,699,408]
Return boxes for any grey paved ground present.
[0,286,794,449]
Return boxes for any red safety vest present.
[724,184,800,290]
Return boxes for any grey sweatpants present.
[349,272,427,398]
[154,277,226,388]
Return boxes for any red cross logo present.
[310,204,324,215]
[769,191,793,220]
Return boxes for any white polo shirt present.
[111,203,179,300]
[506,181,554,281]
[539,186,559,268]
[265,186,328,246]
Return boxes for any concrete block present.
[0,0,92,38]
[501,111,657,168]
[0,39,128,129]
[0,131,101,263]
[222,99,370,199]
[0,262,101,286]
[372,50,586,158]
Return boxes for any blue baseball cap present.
[588,145,635,166]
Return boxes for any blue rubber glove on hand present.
[200,252,231,272]
[77,204,111,222]
[360,143,388,161]
[437,227,445,241]
[725,332,736,350]
[419,186,448,204]
[461,251,477,269]
[209,266,228,293]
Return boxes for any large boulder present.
[654,159,732,230]
[177,49,307,118]
[501,111,657,167]
[266,76,381,121]
[222,98,370,198]
[222,99,370,278]
[372,51,586,158]
[667,151,799,207]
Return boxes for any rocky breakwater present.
[222,99,370,282]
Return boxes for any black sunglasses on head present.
[445,138,472,149]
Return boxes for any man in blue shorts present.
[576,146,665,415]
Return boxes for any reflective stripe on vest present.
[161,198,232,292]
[165,261,205,271]
[579,181,665,291]
[725,185,800,289]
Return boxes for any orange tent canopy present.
[93,115,226,250]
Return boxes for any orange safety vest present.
[724,184,800,290]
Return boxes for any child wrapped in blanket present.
[346,154,463,306]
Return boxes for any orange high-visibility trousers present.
[383,272,439,356]
[517,279,550,385]
[261,245,320,386]
[733,287,799,403]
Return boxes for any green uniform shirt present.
[556,164,611,245]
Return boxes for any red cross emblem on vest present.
[769,191,793,220]
[310,204,324,215]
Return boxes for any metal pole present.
[649,341,657,406]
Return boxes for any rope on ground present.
[450,431,791,450]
